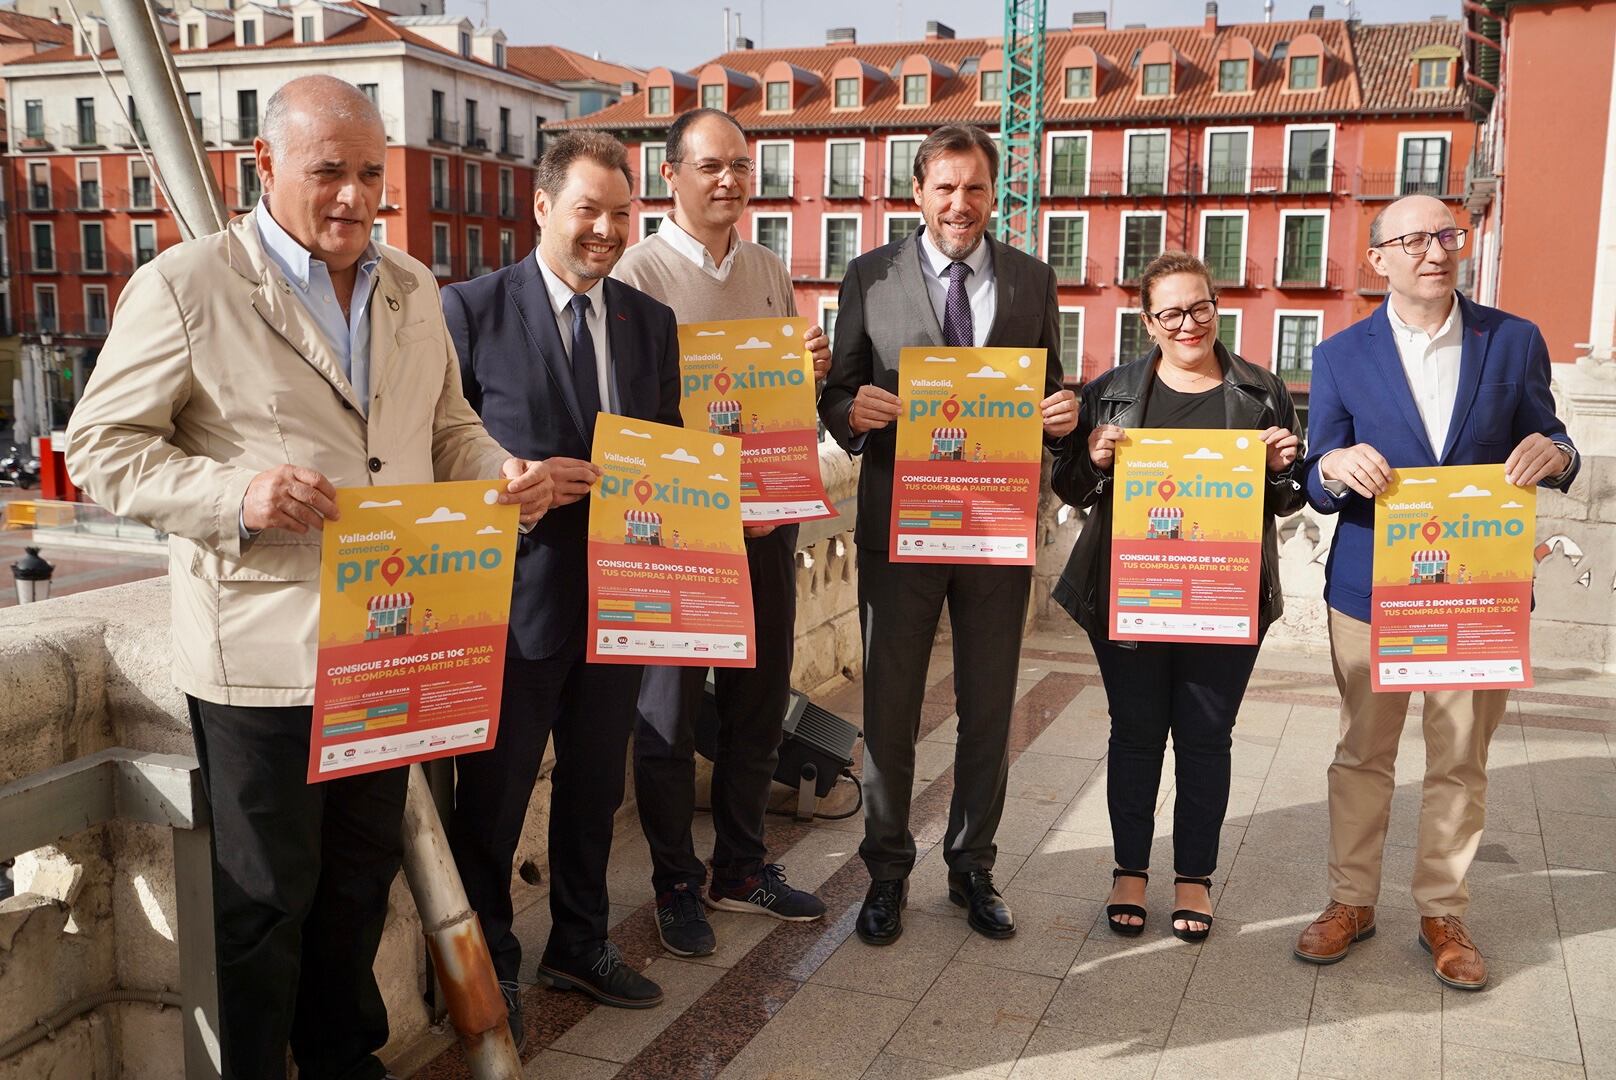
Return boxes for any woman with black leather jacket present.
[1051,251,1306,942]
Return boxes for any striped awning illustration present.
[625,509,663,524]
[708,399,742,413]
[931,427,966,439]
[1150,506,1184,520]
[1411,549,1449,562]
[367,592,414,611]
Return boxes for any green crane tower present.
[996,0,1048,255]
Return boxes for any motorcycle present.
[0,443,40,489]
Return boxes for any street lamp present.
[10,545,54,604]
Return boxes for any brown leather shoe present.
[1294,901,1376,964]
[1420,915,1488,990]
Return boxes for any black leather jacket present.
[1051,342,1307,638]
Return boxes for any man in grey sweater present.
[613,109,832,957]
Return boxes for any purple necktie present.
[943,261,974,348]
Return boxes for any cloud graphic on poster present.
[1014,383,1036,392]
[1499,500,1524,509]
[967,365,1007,379]
[1184,447,1224,460]
[619,427,653,439]
[695,329,726,337]
[780,351,801,360]
[476,525,503,535]
[662,448,701,464]
[1231,465,1254,473]
[923,355,957,364]
[735,336,771,350]
[416,507,466,525]
[358,499,403,509]
[1401,477,1437,485]
[707,473,728,482]
[1451,484,1492,498]
[1140,438,1173,445]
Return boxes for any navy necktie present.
[569,292,603,435]
[943,261,974,348]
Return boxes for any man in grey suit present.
[818,125,1078,945]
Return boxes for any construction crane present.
[996,0,1048,255]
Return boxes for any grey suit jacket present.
[817,228,1068,551]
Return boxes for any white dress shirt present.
[534,250,616,413]
[1387,294,1463,457]
[918,225,996,347]
[654,212,740,282]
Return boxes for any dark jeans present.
[186,696,404,1080]
[1087,633,1264,877]
[633,524,798,892]
[448,641,643,981]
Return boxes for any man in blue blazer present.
[1293,195,1578,991]
[442,132,682,1038]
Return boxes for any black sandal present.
[1172,876,1214,943]
[1107,868,1149,936]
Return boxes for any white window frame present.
[1215,307,1243,354]
[824,138,866,197]
[1117,210,1168,280]
[27,161,51,210]
[78,220,106,272]
[1278,208,1331,287]
[752,212,792,264]
[1271,309,1326,373]
[1044,130,1092,197]
[498,227,515,265]
[371,220,387,246]
[498,166,514,214]
[882,211,922,247]
[33,284,58,331]
[466,225,483,274]
[1042,210,1090,284]
[235,152,260,209]
[431,222,451,275]
[1201,125,1254,194]
[127,159,155,209]
[821,213,862,279]
[640,142,668,198]
[75,159,101,210]
[762,79,792,114]
[1121,127,1171,196]
[30,220,55,271]
[639,213,664,240]
[1114,307,1145,369]
[82,283,109,332]
[1057,305,1085,374]
[130,220,158,265]
[1282,123,1336,192]
[430,155,450,209]
[885,135,923,199]
[754,138,794,197]
[1394,130,1453,195]
[1197,209,1250,287]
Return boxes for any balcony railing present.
[223,117,261,145]
[498,195,519,219]
[429,119,460,147]
[1115,256,1152,287]
[76,251,131,275]
[463,125,491,153]
[825,173,866,199]
[1276,362,1312,389]
[18,131,53,152]
[431,186,452,212]
[68,122,110,149]
[462,192,487,216]
[1354,168,1465,201]
[30,252,58,273]
[497,132,525,159]
[466,259,492,278]
[27,184,53,211]
[1274,258,1343,290]
[756,172,795,199]
[431,256,453,278]
[74,183,108,212]
[122,187,159,212]
[1356,267,1389,296]
[1049,257,1099,286]
[23,313,61,335]
[1206,258,1260,289]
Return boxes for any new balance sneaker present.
[656,883,717,956]
[706,863,826,921]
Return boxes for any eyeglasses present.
[1372,228,1468,256]
[1146,299,1218,331]
[669,157,755,180]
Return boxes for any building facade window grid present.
[701,84,724,110]
[643,144,668,198]
[827,140,862,196]
[754,214,790,262]
[1120,213,1164,283]
[823,215,859,278]
[980,69,1003,103]
[1280,212,1327,285]
[1275,312,1322,372]
[1058,308,1084,369]
[1202,213,1246,285]
[1141,62,1171,96]
[1286,126,1333,193]
[1205,129,1250,193]
[758,141,792,196]
[833,77,858,107]
[1116,308,1150,367]
[1125,130,1168,195]
[1046,213,1087,283]
[887,137,920,197]
[1064,66,1093,99]
[903,74,926,105]
[1049,133,1089,196]
[1218,58,1248,92]
[766,81,789,111]
[648,86,671,115]
[885,213,921,246]
[1400,134,1449,195]
[1289,54,1320,89]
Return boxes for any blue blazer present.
[1301,293,1578,622]
[443,253,682,661]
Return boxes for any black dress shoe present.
[536,942,664,1009]
[856,877,908,945]
[948,869,1016,939]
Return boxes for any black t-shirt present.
[1143,375,1226,428]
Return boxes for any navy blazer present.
[1301,293,1578,622]
[442,253,682,661]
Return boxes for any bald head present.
[261,75,384,155]
[1369,194,1455,248]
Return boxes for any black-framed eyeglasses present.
[1146,299,1218,331]
[668,157,755,179]
[1372,228,1468,256]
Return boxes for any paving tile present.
[551,957,721,1063]
[1532,764,1616,818]
[1547,867,1616,939]
[1181,917,1320,1020]
[911,740,956,787]
[882,961,1058,1074]
[993,795,1071,857]
[1008,828,1117,902]
[1313,905,1447,995]
[1441,958,1584,1064]
[770,825,861,895]
[1542,810,1616,871]
[1217,850,1332,924]
[1006,1025,1161,1079]
[682,907,785,969]
[1580,1016,1616,1080]
[1005,751,1091,805]
[1051,771,1112,836]
[1439,1042,1588,1079]
[1222,774,1266,827]
[1040,935,1198,1047]
[860,1053,1009,1079]
[1239,805,1333,865]
[1299,974,1442,1079]
[906,846,1028,918]
[808,910,969,1002]
[1154,1000,1307,1080]
[522,1049,622,1079]
[1457,883,1564,965]
[953,888,1101,978]
[1563,933,1616,1022]
[717,984,915,1080]
[1229,736,1278,780]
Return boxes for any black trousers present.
[186,696,405,1080]
[857,547,1031,882]
[1087,633,1264,877]
[448,632,643,982]
[633,524,798,893]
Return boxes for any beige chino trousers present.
[1325,608,1509,916]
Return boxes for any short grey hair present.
[260,75,384,152]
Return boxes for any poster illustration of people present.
[309,480,518,782]
[1109,429,1265,643]
[889,345,1047,565]
[587,417,755,666]
[677,316,836,523]
[1370,465,1537,691]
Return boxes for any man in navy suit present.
[442,132,681,1039]
[1293,194,1578,991]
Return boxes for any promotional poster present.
[309,480,518,782]
[1371,465,1536,691]
[1109,429,1266,643]
[678,316,836,524]
[889,346,1047,565]
[587,417,755,666]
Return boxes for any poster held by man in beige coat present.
[64,76,553,1079]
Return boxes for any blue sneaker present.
[706,863,826,922]
[656,883,717,956]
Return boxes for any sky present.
[446,0,1463,72]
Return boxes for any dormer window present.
[1218,58,1247,92]
[979,68,1003,104]
[1273,41,1290,61]
[185,23,201,49]
[242,19,257,45]
[648,86,671,115]
[701,84,723,109]
[1418,57,1451,88]
[766,81,788,110]
[494,41,505,68]
[834,77,858,107]
[299,15,314,42]
[1289,54,1319,90]
[458,30,470,57]
[1065,66,1094,99]
[903,74,925,105]
[1141,62,1170,96]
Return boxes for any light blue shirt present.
[255,198,380,413]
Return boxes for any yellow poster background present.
[1372,465,1537,587]
[678,317,815,435]
[895,347,1046,464]
[590,417,745,556]
[1112,429,1265,542]
[319,480,518,648]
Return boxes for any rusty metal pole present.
[400,764,523,1077]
